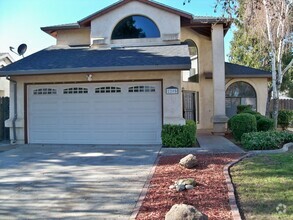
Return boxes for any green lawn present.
[231,152,293,220]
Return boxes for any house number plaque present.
[166,86,179,94]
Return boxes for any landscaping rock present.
[165,204,208,220]
[175,184,185,192]
[185,185,194,190]
[169,185,175,190]
[169,178,196,192]
[176,178,196,186]
[179,154,197,169]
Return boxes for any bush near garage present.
[278,110,293,130]
[230,113,257,141]
[162,120,196,148]
[241,131,293,150]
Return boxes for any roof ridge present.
[78,0,193,26]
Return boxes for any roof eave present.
[226,74,272,78]
[0,64,191,77]
[78,0,193,26]
[40,23,81,37]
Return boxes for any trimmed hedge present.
[237,105,252,114]
[231,113,257,141]
[241,131,293,150]
[242,109,261,116]
[161,120,196,147]
[227,115,237,131]
[237,109,274,132]
[256,116,274,131]
[278,110,293,130]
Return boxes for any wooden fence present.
[0,97,10,141]
[270,99,293,111]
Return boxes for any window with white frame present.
[95,87,121,93]
[63,87,88,94]
[33,88,57,95]
[128,85,156,93]
[183,39,199,82]
[111,15,160,40]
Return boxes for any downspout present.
[6,76,17,144]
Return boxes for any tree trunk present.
[265,86,273,116]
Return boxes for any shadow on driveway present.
[0,144,160,219]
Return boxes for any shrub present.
[242,109,262,116]
[278,110,293,130]
[231,113,257,141]
[161,120,196,147]
[241,131,293,150]
[257,116,274,132]
[237,105,252,114]
[227,115,237,131]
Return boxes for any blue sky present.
[0,0,234,61]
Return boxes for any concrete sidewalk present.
[160,130,245,155]
[0,142,17,153]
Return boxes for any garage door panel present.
[28,82,162,144]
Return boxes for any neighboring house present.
[0,0,270,145]
[0,53,14,97]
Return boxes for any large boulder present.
[179,154,197,169]
[165,204,208,220]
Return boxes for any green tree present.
[229,28,271,71]
[281,52,293,98]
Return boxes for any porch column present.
[211,24,228,134]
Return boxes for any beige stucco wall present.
[6,70,184,144]
[181,27,214,129]
[56,28,91,46]
[226,78,268,115]
[180,27,269,130]
[91,1,181,46]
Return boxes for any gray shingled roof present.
[0,45,191,76]
[225,62,271,78]
[203,62,271,79]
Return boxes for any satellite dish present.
[17,44,27,56]
[9,44,27,57]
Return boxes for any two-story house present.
[0,0,270,145]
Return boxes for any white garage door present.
[28,82,162,144]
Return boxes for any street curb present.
[130,153,161,220]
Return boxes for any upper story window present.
[111,15,160,40]
[183,39,199,82]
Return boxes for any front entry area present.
[27,81,162,144]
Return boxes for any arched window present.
[225,81,257,118]
[111,15,160,40]
[183,39,199,81]
[184,39,198,57]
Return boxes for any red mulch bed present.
[136,154,243,220]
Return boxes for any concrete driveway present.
[0,144,160,219]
